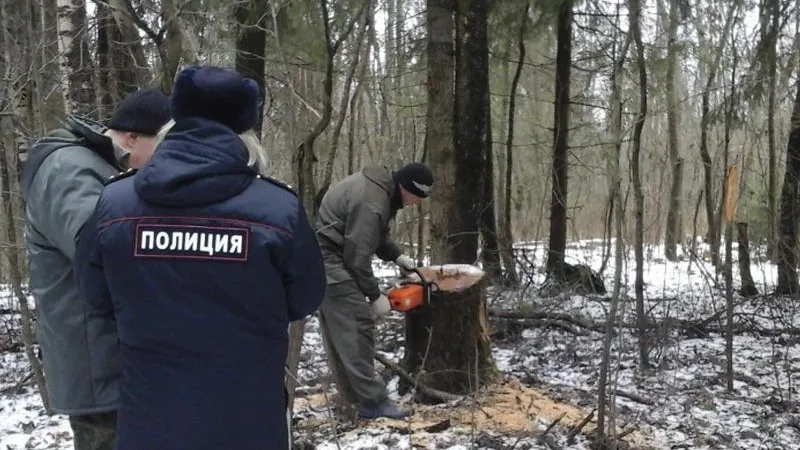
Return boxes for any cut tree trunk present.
[402,264,495,400]
[736,222,758,297]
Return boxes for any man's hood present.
[134,117,257,207]
[361,165,395,196]
[21,115,120,202]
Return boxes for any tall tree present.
[775,82,800,295]
[545,0,573,279]
[498,3,529,286]
[56,0,95,116]
[763,0,780,260]
[96,1,147,119]
[403,0,495,395]
[629,0,650,369]
[426,0,457,265]
[596,2,630,438]
[663,0,683,261]
[464,0,501,283]
[696,0,739,267]
[234,0,269,137]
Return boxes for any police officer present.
[73,65,326,450]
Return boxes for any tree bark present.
[425,0,457,265]
[56,0,95,116]
[596,5,630,436]
[545,0,572,279]
[736,222,759,297]
[776,82,800,295]
[234,0,269,137]
[663,0,682,261]
[413,0,495,397]
[96,1,145,120]
[402,265,494,397]
[764,0,780,260]
[1,0,49,410]
[696,0,739,267]
[452,0,500,282]
[629,0,649,370]
[498,3,528,287]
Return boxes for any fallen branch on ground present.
[0,371,33,395]
[567,408,595,445]
[489,307,799,338]
[613,389,655,405]
[374,353,462,403]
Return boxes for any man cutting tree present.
[315,162,434,419]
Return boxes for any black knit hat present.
[395,162,434,198]
[107,88,171,136]
[170,65,260,134]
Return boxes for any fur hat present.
[107,88,171,136]
[170,65,260,134]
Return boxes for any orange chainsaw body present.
[387,283,426,312]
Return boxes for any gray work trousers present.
[318,280,389,408]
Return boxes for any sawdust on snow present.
[295,377,661,449]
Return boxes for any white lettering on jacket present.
[136,224,249,261]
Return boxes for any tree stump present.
[400,264,496,401]
[538,262,606,297]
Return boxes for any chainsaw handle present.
[409,266,425,282]
[406,267,439,292]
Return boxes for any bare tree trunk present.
[545,0,572,279]
[597,3,630,438]
[425,0,457,265]
[2,0,50,410]
[56,0,95,116]
[105,0,150,103]
[403,0,495,398]
[764,0,780,260]
[776,82,800,295]
[629,0,649,370]
[234,0,269,137]
[723,166,737,392]
[663,0,682,261]
[158,0,183,94]
[498,3,528,287]
[322,8,370,189]
[737,222,759,297]
[96,1,146,120]
[696,0,739,267]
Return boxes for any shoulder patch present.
[105,168,138,186]
[258,175,297,196]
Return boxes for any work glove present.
[395,254,416,276]
[371,294,391,318]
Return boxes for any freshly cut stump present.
[401,264,496,400]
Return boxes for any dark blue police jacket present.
[74,117,326,450]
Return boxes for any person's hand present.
[395,254,416,276]
[371,294,391,318]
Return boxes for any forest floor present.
[2,239,800,449]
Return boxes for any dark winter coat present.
[315,165,403,300]
[21,115,124,415]
[73,117,326,450]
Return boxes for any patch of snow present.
[3,240,800,449]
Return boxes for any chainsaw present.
[386,267,439,313]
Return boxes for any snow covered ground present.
[2,239,800,449]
